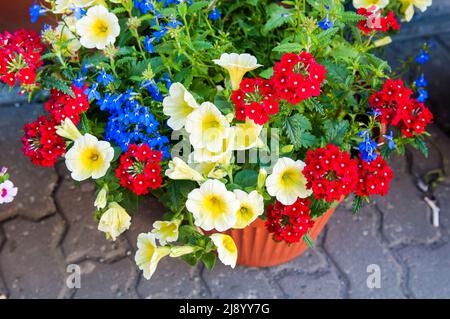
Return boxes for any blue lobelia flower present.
[209,7,221,21]
[358,130,378,162]
[152,27,168,42]
[73,73,86,89]
[134,0,155,14]
[367,108,382,118]
[144,36,155,53]
[29,2,47,23]
[415,74,428,88]
[167,17,183,29]
[417,88,428,102]
[151,12,164,26]
[141,80,163,102]
[71,7,86,19]
[415,50,429,64]
[318,14,333,30]
[84,83,101,101]
[96,69,115,86]
[161,73,172,89]
[383,131,396,150]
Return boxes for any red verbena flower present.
[22,116,66,167]
[357,8,400,34]
[265,198,315,244]
[0,29,45,89]
[270,51,326,105]
[44,84,90,124]
[356,156,394,196]
[303,144,359,202]
[369,79,433,137]
[231,77,279,124]
[115,144,163,195]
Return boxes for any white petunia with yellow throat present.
[210,234,238,268]
[163,83,199,130]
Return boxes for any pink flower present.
[0,180,18,204]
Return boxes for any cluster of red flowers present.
[356,156,394,197]
[265,198,315,244]
[231,52,326,124]
[231,77,279,124]
[357,8,400,34]
[369,79,433,137]
[0,29,45,89]
[303,144,359,202]
[22,116,66,167]
[115,144,163,195]
[45,84,90,124]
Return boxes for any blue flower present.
[417,88,428,102]
[358,130,378,162]
[367,109,382,118]
[151,12,164,26]
[84,83,101,101]
[318,14,333,30]
[414,73,428,88]
[144,36,155,53]
[142,80,163,102]
[82,63,93,75]
[161,73,172,89]
[152,27,168,41]
[167,17,183,29]
[96,69,115,86]
[71,7,86,19]
[29,2,46,23]
[209,7,221,21]
[383,131,395,150]
[73,73,86,89]
[41,24,52,35]
[415,50,429,64]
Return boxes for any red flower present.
[369,79,433,137]
[356,156,394,196]
[303,144,359,202]
[22,116,66,167]
[115,144,163,195]
[357,8,400,34]
[271,51,326,105]
[44,84,90,124]
[231,77,279,125]
[16,68,36,85]
[265,198,315,244]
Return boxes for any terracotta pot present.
[223,204,338,267]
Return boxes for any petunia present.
[151,219,181,246]
[353,0,389,9]
[163,82,199,130]
[56,118,82,141]
[98,202,131,240]
[0,180,18,204]
[135,233,171,280]
[210,234,238,268]
[165,157,205,182]
[213,53,262,90]
[233,190,264,229]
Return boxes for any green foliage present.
[323,120,350,146]
[283,114,316,149]
[234,169,258,189]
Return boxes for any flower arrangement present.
[1,0,434,279]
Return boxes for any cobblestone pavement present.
[1,4,450,298]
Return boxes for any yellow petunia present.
[151,219,181,246]
[400,0,432,22]
[213,53,262,90]
[163,83,199,130]
[97,202,131,241]
[233,190,264,229]
[210,234,238,268]
[135,233,171,280]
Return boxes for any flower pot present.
[223,204,338,267]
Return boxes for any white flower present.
[135,233,171,280]
[192,161,227,179]
[186,179,239,231]
[0,180,18,204]
[163,83,199,130]
[233,190,264,229]
[210,234,238,268]
[185,102,230,153]
[94,185,108,209]
[56,118,82,141]
[213,53,262,90]
[76,5,120,50]
[233,119,262,151]
[400,0,432,22]
[374,36,392,47]
[65,133,114,181]
[266,157,312,205]
[151,219,181,246]
[55,0,106,14]
[190,128,235,164]
[55,22,81,54]
[353,0,389,9]
[169,246,197,257]
[98,202,131,241]
[165,157,205,182]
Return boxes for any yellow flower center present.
[202,114,221,131]
[160,223,177,238]
[237,204,254,222]
[279,167,305,190]
[92,18,110,38]
[80,147,104,170]
[222,236,237,254]
[203,194,226,217]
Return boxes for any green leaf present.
[310,198,332,218]
[282,114,315,149]
[192,40,213,50]
[121,189,139,214]
[303,233,314,248]
[272,42,303,53]
[234,169,258,188]
[412,135,429,158]
[340,11,365,23]
[263,5,293,34]
[41,77,75,98]
[201,252,217,271]
[259,68,274,79]
[112,147,122,162]
[188,1,208,12]
[323,119,349,146]
[316,27,339,44]
[352,196,368,215]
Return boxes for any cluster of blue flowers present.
[358,130,378,162]
[29,2,47,23]
[99,90,170,157]
[414,44,432,103]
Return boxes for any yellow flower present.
[135,233,171,280]
[98,202,131,240]
[193,161,227,179]
[94,185,108,209]
[165,157,205,182]
[185,102,230,153]
[400,0,432,22]
[233,190,264,229]
[190,128,235,164]
[374,36,392,47]
[55,0,107,14]
[56,118,82,141]
[210,234,238,268]
[151,219,181,246]
[213,53,262,90]
[233,119,262,151]
[353,0,389,9]
[186,179,239,231]
[163,83,199,130]
[65,134,114,181]
[76,5,120,50]
[257,168,267,190]
[265,157,312,205]
[55,22,81,54]
[169,245,197,257]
